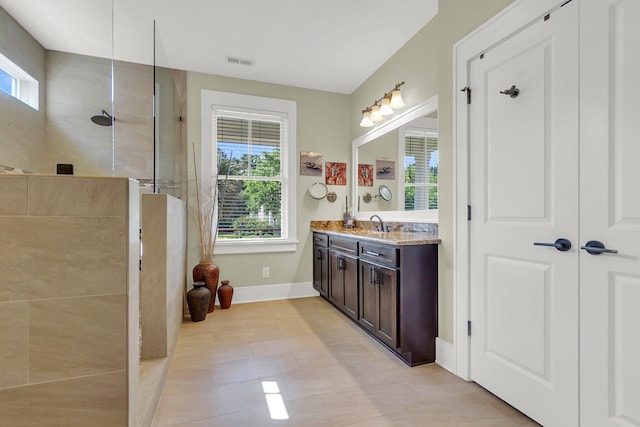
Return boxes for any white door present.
[469,3,579,426]
[579,0,640,425]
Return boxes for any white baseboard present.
[232,282,319,304]
[436,337,455,374]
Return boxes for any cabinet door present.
[328,251,344,306]
[377,265,398,349]
[312,246,328,297]
[359,261,377,333]
[342,255,358,320]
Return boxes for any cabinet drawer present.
[359,242,398,268]
[328,236,358,254]
[313,232,329,247]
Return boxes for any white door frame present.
[453,0,569,380]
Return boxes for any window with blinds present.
[404,132,438,210]
[214,110,288,240]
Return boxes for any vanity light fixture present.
[380,97,394,116]
[389,86,405,109]
[370,101,383,122]
[359,108,374,127]
[359,81,405,127]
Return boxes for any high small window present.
[201,90,297,254]
[0,68,18,97]
[404,131,438,210]
[0,52,39,110]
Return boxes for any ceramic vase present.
[218,280,234,309]
[192,261,219,313]
[186,281,210,322]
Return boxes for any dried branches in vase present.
[191,146,230,313]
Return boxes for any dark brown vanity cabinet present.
[327,236,358,320]
[312,233,329,298]
[359,259,397,349]
[312,231,437,366]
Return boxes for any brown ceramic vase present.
[218,280,234,309]
[186,281,210,322]
[192,261,219,313]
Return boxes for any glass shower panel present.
[153,20,185,198]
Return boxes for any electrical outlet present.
[262,266,270,278]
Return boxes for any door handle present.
[533,238,572,252]
[500,84,520,98]
[580,240,618,255]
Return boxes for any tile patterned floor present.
[151,297,538,427]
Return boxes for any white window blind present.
[404,131,438,210]
[214,109,288,240]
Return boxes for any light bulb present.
[389,89,405,109]
[380,97,394,116]
[359,110,374,127]
[370,103,383,122]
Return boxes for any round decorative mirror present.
[309,182,328,200]
[378,185,392,201]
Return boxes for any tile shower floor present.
[151,297,538,427]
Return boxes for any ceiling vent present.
[226,56,254,67]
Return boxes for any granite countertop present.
[310,220,440,246]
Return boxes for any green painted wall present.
[186,72,352,288]
[185,0,516,344]
[351,0,514,343]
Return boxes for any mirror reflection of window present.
[404,131,438,210]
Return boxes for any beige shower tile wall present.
[141,194,169,359]
[140,193,186,360]
[0,175,139,427]
[0,301,28,388]
[0,371,127,427]
[166,194,187,350]
[139,193,186,427]
[29,294,127,383]
[127,179,141,427]
[0,175,28,215]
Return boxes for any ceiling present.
[0,0,438,94]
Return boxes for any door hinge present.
[467,204,472,221]
[139,259,142,271]
[461,86,471,104]
[467,321,472,336]
[139,227,142,240]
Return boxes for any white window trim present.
[201,90,297,254]
[0,52,39,110]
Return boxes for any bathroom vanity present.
[311,222,440,366]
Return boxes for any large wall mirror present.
[352,95,438,222]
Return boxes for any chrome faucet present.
[370,214,386,232]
